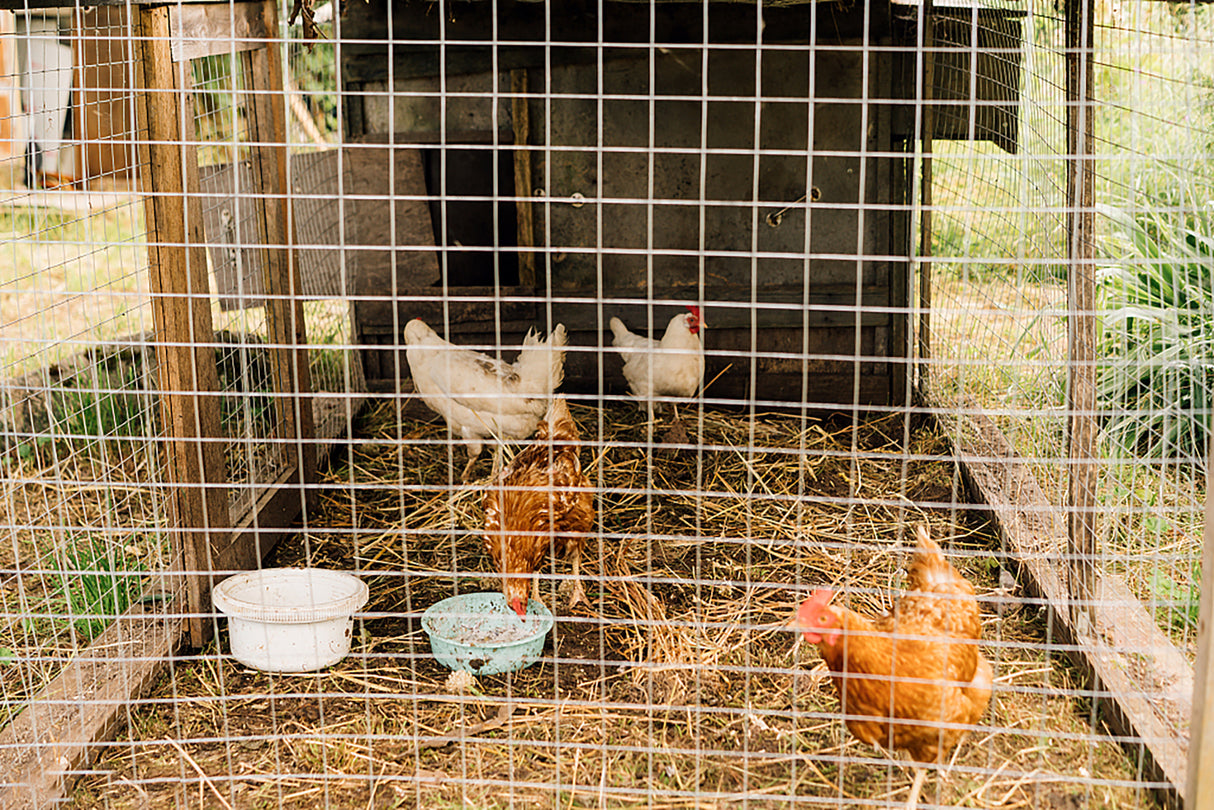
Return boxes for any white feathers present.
[403,319,568,480]
[609,310,706,417]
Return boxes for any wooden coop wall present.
[340,0,915,409]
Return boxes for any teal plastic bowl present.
[422,592,554,676]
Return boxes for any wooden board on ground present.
[952,406,1188,810]
[0,599,187,808]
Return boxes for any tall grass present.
[56,539,145,643]
[1097,198,1214,460]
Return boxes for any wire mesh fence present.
[0,0,1207,808]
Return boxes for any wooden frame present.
[135,3,229,647]
[1188,450,1214,806]
[0,1,315,801]
[135,0,315,647]
[1065,0,1099,631]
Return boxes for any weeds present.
[1151,565,1201,632]
[1097,199,1214,459]
[56,539,145,642]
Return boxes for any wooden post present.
[917,0,934,396]
[1065,0,1098,630]
[1188,435,1214,807]
[511,68,536,288]
[135,4,228,648]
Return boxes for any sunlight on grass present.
[926,1,1214,652]
[0,203,151,379]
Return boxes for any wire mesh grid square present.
[0,0,1206,808]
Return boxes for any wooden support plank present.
[951,407,1188,809]
[135,5,228,649]
[511,68,536,288]
[210,463,311,572]
[1065,0,1099,629]
[917,0,934,396]
[1188,442,1214,806]
[169,1,266,63]
[0,598,188,808]
[247,1,317,514]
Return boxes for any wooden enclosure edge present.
[0,598,188,808]
[949,405,1189,809]
[137,0,314,648]
[1186,442,1214,805]
[135,4,229,648]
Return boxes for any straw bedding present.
[74,401,1152,808]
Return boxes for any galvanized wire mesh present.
[0,1,1204,808]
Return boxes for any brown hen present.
[483,396,594,616]
[790,525,993,809]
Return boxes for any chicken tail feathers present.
[906,525,966,594]
[515,324,568,394]
[914,524,944,558]
[609,317,631,345]
[541,395,580,444]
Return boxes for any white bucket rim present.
[212,567,369,624]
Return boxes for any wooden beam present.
[168,1,266,63]
[917,0,934,396]
[951,407,1187,809]
[135,5,228,648]
[1065,0,1099,629]
[0,598,188,808]
[511,68,536,289]
[1187,444,1214,806]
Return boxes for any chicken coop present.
[0,0,1212,807]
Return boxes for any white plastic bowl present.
[211,568,369,673]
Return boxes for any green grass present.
[927,3,1214,650]
[1097,199,1214,458]
[50,379,148,450]
[0,204,150,378]
[55,538,146,643]
[1151,564,1201,633]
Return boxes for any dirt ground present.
[73,403,1159,809]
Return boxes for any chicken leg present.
[905,767,927,810]
[460,437,484,483]
[567,552,587,610]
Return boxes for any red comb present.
[686,305,701,318]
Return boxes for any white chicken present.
[404,319,568,481]
[609,306,706,422]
